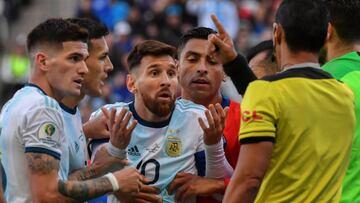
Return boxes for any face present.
[47,41,89,97]
[178,39,224,103]
[128,55,178,117]
[82,37,113,97]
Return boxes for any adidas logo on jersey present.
[128,145,141,156]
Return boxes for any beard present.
[141,91,176,117]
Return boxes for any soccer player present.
[321,1,360,201]
[58,18,115,180]
[223,0,355,202]
[90,40,229,203]
[0,18,144,203]
[168,25,279,203]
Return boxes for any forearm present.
[224,178,260,203]
[205,139,233,179]
[58,176,113,202]
[223,54,257,95]
[68,165,99,181]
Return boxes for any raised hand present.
[198,103,229,145]
[207,14,238,65]
[102,107,137,149]
[83,112,110,139]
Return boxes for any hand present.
[113,167,146,194]
[92,144,128,173]
[114,184,162,203]
[83,113,110,139]
[102,107,137,149]
[198,103,229,145]
[207,14,237,65]
[168,173,225,202]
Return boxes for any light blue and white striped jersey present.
[91,99,206,203]
[59,106,87,180]
[0,84,68,203]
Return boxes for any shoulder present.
[90,102,130,118]
[175,99,206,115]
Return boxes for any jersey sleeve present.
[23,106,64,160]
[239,80,279,144]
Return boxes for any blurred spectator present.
[186,0,240,39]
[76,0,99,21]
[111,71,133,103]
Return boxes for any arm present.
[26,153,144,203]
[223,142,273,203]
[209,15,257,95]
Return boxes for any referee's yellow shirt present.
[240,66,355,203]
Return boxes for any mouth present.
[157,91,173,101]
[191,78,210,86]
[73,78,83,87]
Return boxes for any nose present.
[104,56,114,73]
[79,61,89,75]
[160,72,171,87]
[196,59,208,75]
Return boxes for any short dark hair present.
[326,0,360,43]
[246,40,274,62]
[275,0,328,53]
[178,27,217,53]
[127,40,177,72]
[66,18,109,40]
[27,18,89,53]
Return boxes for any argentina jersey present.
[0,84,67,203]
[91,99,206,203]
[59,105,87,180]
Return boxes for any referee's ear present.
[127,73,137,94]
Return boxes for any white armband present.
[104,173,120,192]
[107,142,127,160]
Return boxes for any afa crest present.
[165,136,182,157]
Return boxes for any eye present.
[69,55,82,62]
[151,70,158,76]
[168,70,176,77]
[208,57,219,65]
[187,55,198,63]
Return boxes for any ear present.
[126,73,137,94]
[273,23,282,46]
[35,52,49,71]
[327,23,334,42]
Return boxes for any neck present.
[29,74,63,101]
[327,39,356,62]
[134,98,171,123]
[279,48,319,71]
[61,92,85,109]
[181,91,222,108]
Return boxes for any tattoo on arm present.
[26,153,59,175]
[68,166,97,181]
[58,177,113,201]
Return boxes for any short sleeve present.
[23,106,64,160]
[239,80,279,144]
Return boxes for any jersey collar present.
[128,101,173,128]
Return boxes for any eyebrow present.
[69,52,89,60]
[184,51,201,57]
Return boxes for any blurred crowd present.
[0,0,281,121]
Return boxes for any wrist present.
[107,142,127,159]
[104,173,120,192]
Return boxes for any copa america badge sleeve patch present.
[165,136,182,157]
[37,122,60,147]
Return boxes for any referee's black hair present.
[178,27,217,54]
[325,0,360,43]
[275,0,328,53]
